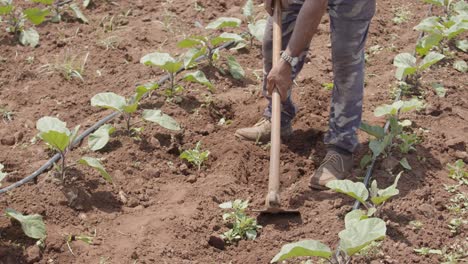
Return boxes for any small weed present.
[447,160,467,185]
[97,36,120,50]
[180,141,210,171]
[448,218,466,235]
[414,247,442,256]
[40,51,89,81]
[392,6,412,24]
[409,220,424,230]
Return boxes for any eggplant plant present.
[4,208,47,243]
[271,210,386,264]
[177,17,246,80]
[242,0,267,45]
[39,0,89,24]
[393,52,445,85]
[219,200,261,244]
[0,0,49,47]
[415,1,467,55]
[326,172,402,215]
[180,141,210,171]
[140,52,213,98]
[36,116,112,183]
[91,84,180,137]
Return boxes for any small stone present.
[149,137,160,148]
[208,235,225,250]
[26,246,41,263]
[78,213,87,221]
[187,175,197,183]
[1,135,15,146]
[119,191,128,204]
[127,197,139,208]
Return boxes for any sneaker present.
[235,118,292,142]
[309,148,353,190]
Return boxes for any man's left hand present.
[266,60,293,102]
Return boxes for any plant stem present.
[170,72,175,95]
[125,113,132,132]
[60,151,66,181]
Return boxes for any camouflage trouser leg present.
[262,2,309,128]
[262,0,376,153]
[324,0,376,153]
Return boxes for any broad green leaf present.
[88,124,115,151]
[326,180,369,204]
[243,0,254,18]
[248,19,267,41]
[419,52,444,71]
[0,4,13,15]
[19,28,40,48]
[24,8,49,25]
[370,172,401,205]
[183,47,205,69]
[0,164,7,187]
[338,218,386,256]
[245,229,257,240]
[178,38,204,48]
[456,39,468,52]
[142,110,181,131]
[5,209,46,240]
[444,17,468,39]
[135,83,159,101]
[39,130,70,152]
[413,16,443,33]
[205,17,241,30]
[32,0,54,4]
[431,83,446,97]
[360,154,372,170]
[140,52,176,68]
[69,3,89,24]
[271,240,332,263]
[360,122,385,139]
[210,35,236,47]
[161,61,183,73]
[374,100,403,117]
[453,0,468,15]
[36,116,69,134]
[78,157,112,183]
[453,60,467,73]
[183,70,213,90]
[227,56,245,80]
[400,98,423,113]
[344,210,368,229]
[122,102,139,114]
[219,201,233,209]
[91,92,127,112]
[70,125,81,143]
[416,33,443,56]
[400,158,412,170]
[393,53,416,69]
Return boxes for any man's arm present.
[266,0,328,101]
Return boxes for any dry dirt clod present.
[127,197,139,208]
[1,135,16,146]
[208,235,225,250]
[187,175,197,183]
[25,245,41,263]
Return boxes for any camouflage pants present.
[262,0,376,153]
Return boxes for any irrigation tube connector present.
[352,5,433,210]
[0,37,241,195]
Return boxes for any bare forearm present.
[285,0,327,57]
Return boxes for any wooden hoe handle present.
[266,0,282,209]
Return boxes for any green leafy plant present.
[91,84,181,136]
[219,200,261,244]
[271,210,386,263]
[398,132,420,154]
[88,124,115,151]
[140,52,213,98]
[5,208,47,242]
[38,0,89,24]
[36,116,112,183]
[0,0,49,47]
[177,17,246,80]
[242,0,267,45]
[180,141,210,171]
[415,1,467,56]
[393,52,445,84]
[326,173,402,215]
[447,159,468,185]
[65,231,94,256]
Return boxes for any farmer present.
[235,0,376,189]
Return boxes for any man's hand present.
[266,59,293,102]
[264,0,291,16]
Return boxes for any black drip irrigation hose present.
[352,5,433,210]
[0,37,240,195]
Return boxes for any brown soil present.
[0,0,467,263]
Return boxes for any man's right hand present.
[264,0,291,16]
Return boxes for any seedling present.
[40,51,89,81]
[4,208,47,243]
[447,159,467,185]
[36,116,112,183]
[219,200,261,244]
[414,247,442,256]
[415,1,467,56]
[242,0,267,45]
[180,141,210,171]
[393,52,445,85]
[0,0,49,47]
[65,231,94,256]
[398,132,420,154]
[271,210,386,264]
[177,17,246,79]
[327,172,402,215]
[140,52,213,98]
[40,0,89,24]
[448,218,466,235]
